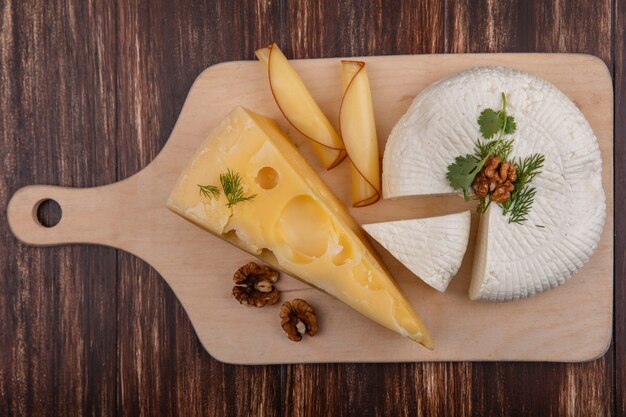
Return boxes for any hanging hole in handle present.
[35,199,62,228]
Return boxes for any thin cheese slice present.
[363,211,471,292]
[383,66,606,301]
[167,107,432,347]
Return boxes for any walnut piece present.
[232,262,280,307]
[279,299,318,342]
[492,181,515,203]
[473,156,517,203]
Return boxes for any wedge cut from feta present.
[363,211,471,292]
[167,106,433,347]
[383,66,606,301]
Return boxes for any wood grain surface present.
[0,0,620,416]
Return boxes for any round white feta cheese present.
[382,66,606,301]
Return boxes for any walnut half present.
[232,262,280,307]
[279,299,319,342]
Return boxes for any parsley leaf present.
[446,154,487,201]
[478,108,502,139]
[478,93,516,139]
[503,115,516,135]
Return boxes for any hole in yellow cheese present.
[256,166,279,190]
[222,229,241,244]
[352,263,384,291]
[223,228,264,254]
[277,195,333,260]
[332,234,354,265]
[259,248,278,265]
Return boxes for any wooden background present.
[0,0,623,416]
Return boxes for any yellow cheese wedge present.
[167,107,433,348]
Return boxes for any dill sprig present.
[474,138,514,162]
[220,169,257,208]
[502,153,545,224]
[196,169,257,208]
[505,186,537,224]
[513,153,545,190]
[197,184,220,199]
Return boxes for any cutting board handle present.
[7,184,125,247]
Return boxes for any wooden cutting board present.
[7,53,613,364]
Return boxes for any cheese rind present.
[383,66,606,301]
[363,211,471,292]
[167,107,433,347]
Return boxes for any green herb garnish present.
[447,93,516,201]
[197,169,257,208]
[197,184,220,199]
[220,169,257,208]
[502,153,545,224]
[477,92,516,139]
[474,138,514,162]
[446,155,486,201]
[504,185,536,224]
[513,153,546,189]
[446,92,545,225]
